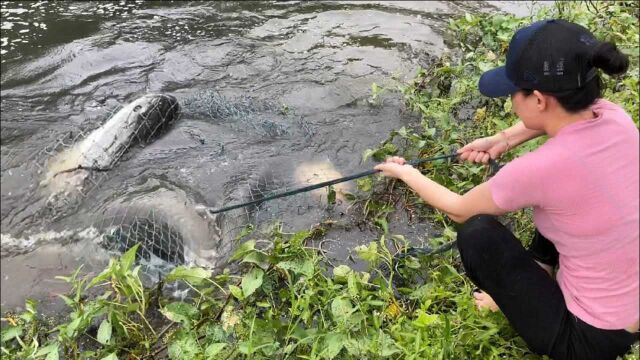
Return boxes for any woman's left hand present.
[374,156,415,180]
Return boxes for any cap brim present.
[478,66,519,98]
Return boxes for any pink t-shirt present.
[488,99,639,330]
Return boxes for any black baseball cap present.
[479,19,600,97]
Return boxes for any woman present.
[375,19,638,360]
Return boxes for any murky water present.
[0,1,540,311]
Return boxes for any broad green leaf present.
[241,252,269,269]
[168,332,200,360]
[404,255,421,269]
[359,272,370,284]
[362,148,377,163]
[344,337,369,356]
[380,333,401,357]
[443,227,457,241]
[442,264,460,279]
[347,272,359,298]
[320,333,346,359]
[19,310,34,323]
[241,268,264,297]
[331,298,354,323]
[161,302,198,327]
[276,259,314,277]
[332,265,352,283]
[165,266,212,286]
[491,118,508,129]
[46,348,60,360]
[86,265,115,288]
[356,177,373,192]
[289,230,310,247]
[54,265,84,284]
[230,240,256,261]
[100,353,117,360]
[127,302,140,312]
[478,61,494,72]
[238,341,250,355]
[120,243,140,272]
[374,218,388,234]
[235,224,255,241]
[229,285,244,300]
[25,299,37,314]
[35,342,59,358]
[66,317,82,337]
[110,312,128,338]
[57,294,75,307]
[413,310,440,327]
[381,142,397,155]
[205,343,227,357]
[354,242,379,263]
[97,319,112,345]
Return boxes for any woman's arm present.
[501,121,545,149]
[458,121,545,164]
[374,158,506,223]
[399,166,506,223]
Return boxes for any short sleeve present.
[488,153,546,211]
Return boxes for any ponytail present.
[591,41,629,75]
[546,41,628,113]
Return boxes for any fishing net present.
[97,209,186,266]
[182,89,294,137]
[87,159,355,268]
[1,95,182,256]
[1,91,343,269]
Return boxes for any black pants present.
[457,215,638,360]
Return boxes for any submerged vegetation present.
[2,2,638,359]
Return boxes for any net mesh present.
[98,210,186,265]
[182,89,292,137]
[1,91,335,268]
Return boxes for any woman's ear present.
[532,90,547,111]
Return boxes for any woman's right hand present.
[457,133,509,164]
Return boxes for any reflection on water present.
[0,0,540,309]
[1,1,139,62]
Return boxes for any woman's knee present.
[457,214,500,252]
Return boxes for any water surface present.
[0,0,539,311]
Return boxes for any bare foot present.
[473,290,500,312]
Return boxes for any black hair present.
[522,41,629,113]
[591,41,630,75]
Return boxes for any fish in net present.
[99,214,185,265]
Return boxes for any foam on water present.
[0,227,101,257]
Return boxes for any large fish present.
[42,94,180,197]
